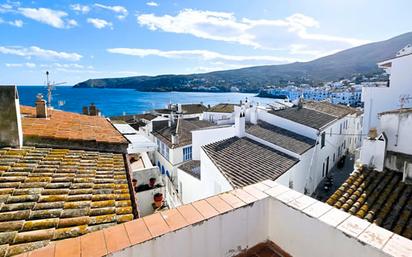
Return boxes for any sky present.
[0,0,410,85]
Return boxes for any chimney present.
[0,85,23,148]
[235,110,245,137]
[250,106,258,124]
[89,103,97,116]
[82,106,89,115]
[297,97,304,109]
[177,104,182,113]
[368,128,378,140]
[35,94,48,118]
[171,133,179,145]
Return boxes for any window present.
[183,146,192,161]
[339,123,342,134]
[321,132,326,148]
[157,139,169,160]
[329,128,332,137]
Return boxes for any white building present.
[202,103,238,125]
[177,100,362,204]
[153,103,208,119]
[151,118,215,202]
[362,45,412,135]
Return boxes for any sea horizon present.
[16,85,275,117]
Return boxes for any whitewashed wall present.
[176,167,203,204]
[192,126,235,160]
[362,54,412,135]
[379,112,412,155]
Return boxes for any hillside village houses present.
[174,99,362,203]
[2,48,412,257]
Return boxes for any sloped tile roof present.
[326,168,412,240]
[181,104,208,114]
[246,121,316,155]
[269,107,336,130]
[202,137,299,187]
[0,147,134,256]
[178,160,200,179]
[303,100,361,118]
[208,103,238,113]
[20,106,128,152]
[152,118,214,148]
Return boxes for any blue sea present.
[16,86,275,117]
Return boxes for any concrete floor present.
[312,154,355,202]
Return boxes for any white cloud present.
[137,9,370,49]
[9,19,23,27]
[0,18,23,27]
[87,18,113,29]
[18,7,77,28]
[0,46,82,61]
[40,63,94,69]
[94,3,128,19]
[107,48,299,63]
[5,62,36,68]
[70,4,90,14]
[146,2,159,7]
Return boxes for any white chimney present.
[171,133,179,145]
[250,106,258,125]
[235,110,245,137]
[35,94,48,118]
[359,130,387,171]
[0,85,23,148]
[177,104,182,113]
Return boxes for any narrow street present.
[312,154,355,202]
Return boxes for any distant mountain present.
[74,32,412,92]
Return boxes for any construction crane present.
[45,71,66,108]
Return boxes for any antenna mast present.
[44,71,66,109]
[46,71,52,108]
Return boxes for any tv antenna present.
[45,71,66,108]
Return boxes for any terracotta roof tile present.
[55,237,80,257]
[176,204,204,225]
[219,192,246,208]
[231,189,258,204]
[124,219,152,245]
[80,230,107,257]
[326,168,412,240]
[160,208,189,231]
[206,196,232,214]
[103,224,131,254]
[20,106,127,151]
[192,200,219,219]
[142,213,170,237]
[0,147,134,256]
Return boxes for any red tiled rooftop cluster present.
[20,106,127,145]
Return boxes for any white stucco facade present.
[362,53,412,135]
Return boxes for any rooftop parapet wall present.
[18,181,412,257]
